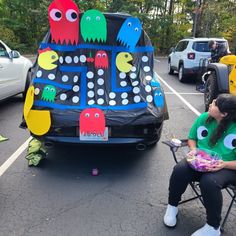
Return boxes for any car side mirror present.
[170,47,175,53]
[9,50,20,59]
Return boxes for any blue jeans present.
[168,158,236,227]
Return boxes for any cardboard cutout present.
[48,0,79,45]
[79,108,105,135]
[154,90,164,108]
[80,9,107,43]
[117,17,142,50]
[24,86,51,135]
[116,52,133,73]
[94,50,109,69]
[41,85,57,102]
[38,48,59,70]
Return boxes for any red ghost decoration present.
[94,50,109,69]
[79,108,106,135]
[48,0,79,45]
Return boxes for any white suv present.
[168,37,229,82]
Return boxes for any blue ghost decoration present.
[117,17,142,50]
[151,78,161,87]
[154,90,164,108]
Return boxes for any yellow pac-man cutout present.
[23,85,51,135]
[116,52,133,73]
[38,48,59,70]
[220,55,236,95]
[26,110,51,136]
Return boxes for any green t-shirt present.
[188,112,236,161]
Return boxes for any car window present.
[192,42,210,52]
[0,43,8,57]
[175,41,189,52]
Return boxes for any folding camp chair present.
[162,139,236,232]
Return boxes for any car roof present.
[180,37,227,42]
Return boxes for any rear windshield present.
[192,41,227,52]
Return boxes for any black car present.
[23,10,168,149]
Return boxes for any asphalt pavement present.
[0,58,235,236]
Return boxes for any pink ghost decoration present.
[94,50,109,69]
[48,0,79,45]
[79,108,106,135]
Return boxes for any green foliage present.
[0,0,235,54]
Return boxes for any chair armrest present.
[162,139,188,149]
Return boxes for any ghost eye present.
[102,53,106,58]
[85,113,90,117]
[197,126,209,140]
[97,53,101,58]
[66,9,78,22]
[135,27,139,31]
[127,22,132,26]
[86,16,91,21]
[224,134,236,150]
[50,9,62,21]
[46,87,50,91]
[96,16,100,21]
[95,113,100,118]
[50,88,55,92]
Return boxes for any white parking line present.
[164,92,203,95]
[0,137,32,177]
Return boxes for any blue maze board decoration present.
[31,12,165,128]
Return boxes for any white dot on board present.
[131,66,136,72]
[145,85,152,93]
[80,55,86,63]
[145,75,152,81]
[121,92,128,99]
[143,66,151,72]
[88,100,95,105]
[87,71,94,79]
[130,73,137,79]
[142,56,149,62]
[97,89,104,96]
[73,75,79,83]
[88,91,95,98]
[36,71,42,77]
[97,78,104,85]
[74,56,79,63]
[87,82,94,89]
[146,95,153,103]
[109,100,116,106]
[62,75,69,82]
[73,85,80,92]
[97,69,104,76]
[109,92,116,99]
[122,99,129,105]
[48,74,55,80]
[132,81,139,86]
[34,88,40,95]
[133,87,140,94]
[59,57,63,64]
[72,96,79,103]
[60,93,67,100]
[120,81,127,87]
[97,98,104,105]
[119,72,126,79]
[65,56,72,64]
[134,95,141,103]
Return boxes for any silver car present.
[0,40,33,101]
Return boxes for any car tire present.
[178,64,186,82]
[204,72,218,111]
[168,60,174,75]
[22,70,31,100]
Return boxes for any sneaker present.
[191,223,221,236]
[163,204,178,227]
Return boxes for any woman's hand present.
[207,160,226,172]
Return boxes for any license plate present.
[79,127,108,141]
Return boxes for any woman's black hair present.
[206,94,236,146]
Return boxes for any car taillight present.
[187,52,195,59]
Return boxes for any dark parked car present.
[22,9,168,150]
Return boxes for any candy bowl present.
[186,149,222,172]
